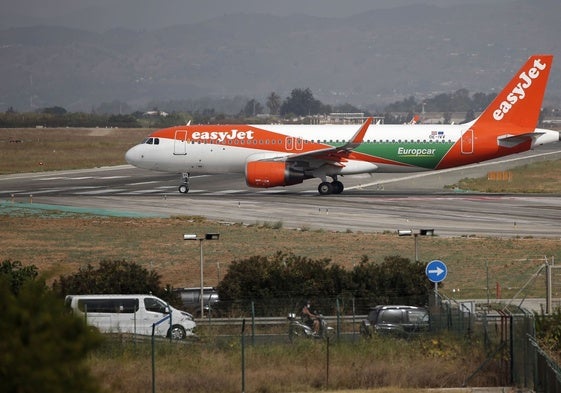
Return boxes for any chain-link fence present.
[429,291,561,392]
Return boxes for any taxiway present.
[2,146,561,238]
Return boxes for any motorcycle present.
[287,312,334,342]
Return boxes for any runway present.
[2,146,561,238]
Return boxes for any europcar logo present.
[397,147,436,157]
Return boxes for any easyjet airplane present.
[125,54,559,195]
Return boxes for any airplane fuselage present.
[125,123,558,174]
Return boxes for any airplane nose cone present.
[125,145,141,166]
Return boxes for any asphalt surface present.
[2,145,561,238]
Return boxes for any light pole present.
[183,233,220,318]
[397,229,434,262]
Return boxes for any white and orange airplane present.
[126,54,559,195]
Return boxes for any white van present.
[65,294,196,340]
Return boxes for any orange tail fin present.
[474,54,553,134]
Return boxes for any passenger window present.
[379,309,403,324]
[144,297,167,314]
[78,298,138,313]
[408,310,428,323]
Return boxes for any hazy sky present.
[4,0,517,30]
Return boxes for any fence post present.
[151,324,156,393]
[241,319,246,393]
[251,301,255,346]
[336,297,341,340]
[326,336,330,389]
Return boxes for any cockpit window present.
[143,137,159,145]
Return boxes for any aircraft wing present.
[266,117,372,165]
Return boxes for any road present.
[2,145,561,237]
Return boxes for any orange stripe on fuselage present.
[151,125,329,154]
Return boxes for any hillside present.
[0,0,560,112]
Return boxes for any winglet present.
[340,117,372,151]
[474,54,553,133]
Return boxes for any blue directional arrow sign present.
[425,260,447,283]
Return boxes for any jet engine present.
[245,161,307,188]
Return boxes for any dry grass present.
[0,128,149,174]
[453,159,561,193]
[1,213,560,300]
[88,335,498,393]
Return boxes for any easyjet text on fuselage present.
[190,129,255,142]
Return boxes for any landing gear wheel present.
[331,180,344,194]
[318,182,333,195]
[178,184,189,194]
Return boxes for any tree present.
[52,259,167,300]
[0,278,103,393]
[0,259,38,295]
[333,103,364,114]
[240,99,263,117]
[41,106,67,115]
[216,252,429,315]
[266,92,281,115]
[464,109,476,123]
[280,88,324,117]
[217,252,336,315]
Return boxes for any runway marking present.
[178,189,207,194]
[80,189,127,195]
[15,189,62,195]
[64,176,94,180]
[38,175,130,181]
[129,181,161,186]
[213,190,247,194]
[125,190,167,195]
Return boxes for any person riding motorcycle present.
[301,300,320,336]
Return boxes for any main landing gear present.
[178,172,190,194]
[317,180,344,195]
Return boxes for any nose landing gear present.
[178,172,190,194]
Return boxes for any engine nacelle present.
[245,161,306,188]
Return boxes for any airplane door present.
[285,137,303,151]
[174,130,187,155]
[461,129,474,154]
[285,137,294,151]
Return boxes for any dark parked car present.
[360,305,429,338]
